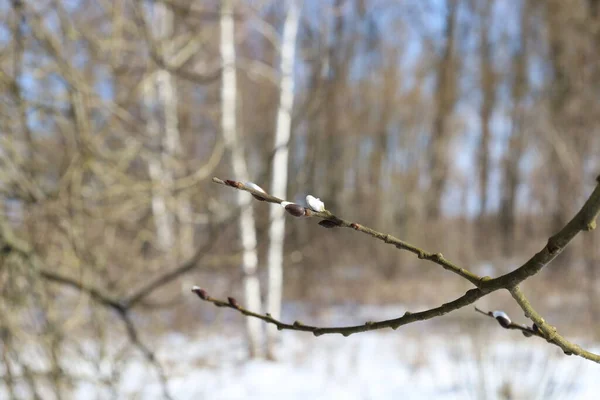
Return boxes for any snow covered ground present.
[4,302,599,399]
[70,328,599,400]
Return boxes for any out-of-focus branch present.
[132,1,221,85]
[117,309,174,400]
[123,235,216,308]
[40,269,125,313]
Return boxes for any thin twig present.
[474,306,542,338]
[192,286,487,337]
[117,309,174,400]
[212,177,485,285]
[209,175,600,363]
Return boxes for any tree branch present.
[474,306,542,338]
[509,285,600,362]
[212,177,485,285]
[481,176,600,290]
[192,286,486,337]
[206,175,600,363]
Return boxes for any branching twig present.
[509,286,600,362]
[117,309,173,400]
[204,175,600,363]
[1,219,175,398]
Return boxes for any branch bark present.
[201,174,600,363]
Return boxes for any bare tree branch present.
[192,285,486,337]
[474,306,542,338]
[509,286,600,362]
[211,177,485,285]
[202,174,600,363]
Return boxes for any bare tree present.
[203,175,600,363]
[220,0,264,358]
[266,0,301,359]
[499,0,530,255]
[427,0,460,220]
[476,0,497,221]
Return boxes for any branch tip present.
[191,286,209,300]
[227,297,240,308]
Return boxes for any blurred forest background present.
[1,0,600,398]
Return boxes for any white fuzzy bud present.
[306,195,325,212]
[491,311,512,328]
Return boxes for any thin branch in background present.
[1,219,176,398]
[117,309,173,400]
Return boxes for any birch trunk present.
[155,2,195,260]
[265,0,300,359]
[144,76,175,251]
[144,2,194,258]
[220,0,264,358]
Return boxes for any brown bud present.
[532,323,539,334]
[284,203,306,217]
[522,330,533,337]
[350,223,360,230]
[228,297,240,308]
[318,220,339,228]
[252,194,266,201]
[191,286,208,300]
[225,179,238,187]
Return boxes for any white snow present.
[87,330,600,399]
[4,307,599,400]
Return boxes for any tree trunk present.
[266,0,300,359]
[476,0,495,221]
[427,0,459,220]
[144,76,175,252]
[220,0,264,358]
[500,1,529,255]
[154,1,195,260]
